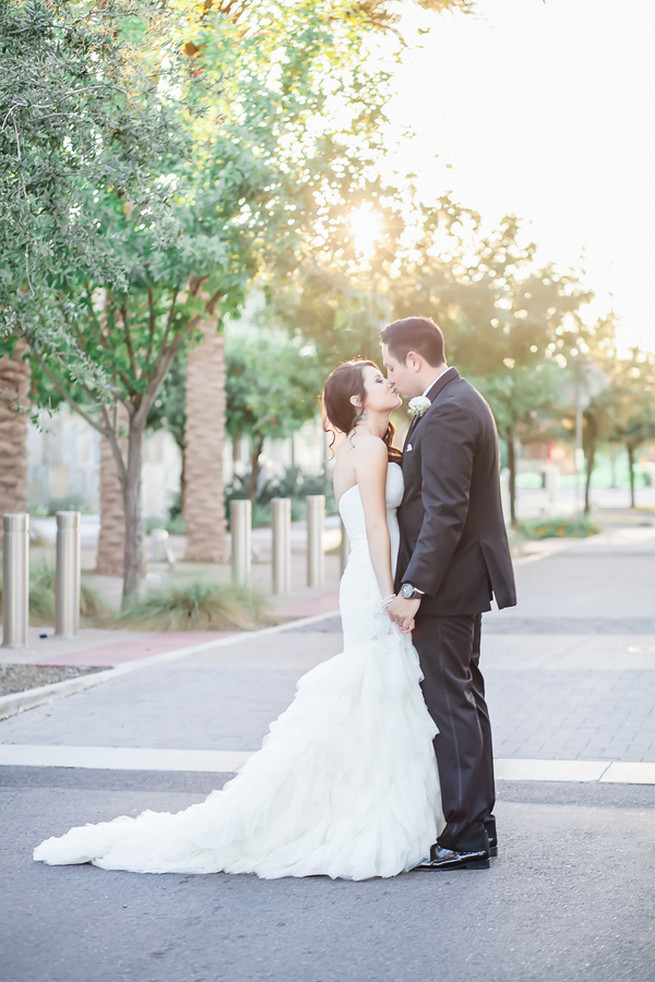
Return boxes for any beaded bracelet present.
[381,594,396,609]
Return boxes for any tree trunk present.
[506,425,517,527]
[584,445,594,515]
[179,446,186,519]
[583,417,597,515]
[0,340,30,538]
[627,442,636,508]
[120,412,145,605]
[183,319,228,562]
[247,434,264,502]
[609,444,618,488]
[96,404,128,576]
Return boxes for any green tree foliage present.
[2,0,466,601]
[583,346,655,509]
[614,350,655,507]
[225,323,324,499]
[271,196,599,523]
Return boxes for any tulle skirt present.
[34,625,443,880]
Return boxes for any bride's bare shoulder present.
[352,430,388,460]
[333,431,386,494]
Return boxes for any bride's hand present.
[398,615,415,634]
[386,596,420,634]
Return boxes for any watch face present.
[401,584,413,599]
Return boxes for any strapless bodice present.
[338,462,403,645]
[338,461,404,543]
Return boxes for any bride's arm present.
[354,438,396,603]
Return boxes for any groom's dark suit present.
[396,366,516,853]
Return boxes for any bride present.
[34,360,444,880]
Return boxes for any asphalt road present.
[1,524,654,982]
[2,772,653,982]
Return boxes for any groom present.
[381,316,516,871]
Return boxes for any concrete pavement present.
[1,504,654,981]
[2,511,654,782]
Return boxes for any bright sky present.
[388,0,655,353]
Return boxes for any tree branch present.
[30,348,110,439]
[143,285,162,367]
[120,302,139,382]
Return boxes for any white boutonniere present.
[408,396,431,419]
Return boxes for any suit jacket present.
[396,367,517,616]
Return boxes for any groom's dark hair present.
[381,316,445,367]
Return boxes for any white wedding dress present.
[34,462,443,880]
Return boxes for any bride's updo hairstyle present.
[322,360,401,463]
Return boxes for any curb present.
[0,668,116,722]
[0,607,341,721]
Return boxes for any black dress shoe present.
[484,818,498,858]
[413,844,490,871]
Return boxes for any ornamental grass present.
[0,562,113,626]
[115,578,273,632]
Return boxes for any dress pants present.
[412,611,495,852]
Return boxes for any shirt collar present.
[421,365,450,400]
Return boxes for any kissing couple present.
[35,315,516,878]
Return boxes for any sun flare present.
[349,206,382,257]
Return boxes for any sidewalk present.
[2,509,654,982]
[1,510,654,784]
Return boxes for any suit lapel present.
[402,367,459,451]
[426,366,459,403]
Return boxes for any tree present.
[3,0,469,603]
[472,361,565,525]
[0,337,30,529]
[608,349,655,507]
[385,211,595,522]
[225,323,324,499]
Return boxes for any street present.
[1,522,654,982]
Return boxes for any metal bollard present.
[230,499,251,587]
[339,518,350,575]
[150,528,169,562]
[306,494,325,588]
[271,498,291,595]
[55,511,81,639]
[544,464,561,509]
[2,513,29,648]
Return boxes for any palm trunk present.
[0,339,30,533]
[183,316,227,562]
[96,404,128,576]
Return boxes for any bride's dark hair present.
[322,360,401,463]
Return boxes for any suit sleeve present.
[402,400,477,597]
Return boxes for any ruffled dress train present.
[34,464,443,879]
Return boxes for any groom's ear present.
[406,351,422,373]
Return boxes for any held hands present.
[385,595,421,634]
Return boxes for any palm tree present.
[0,339,30,532]
[95,404,128,575]
[183,318,228,563]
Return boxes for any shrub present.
[517,516,601,540]
[115,578,273,631]
[225,465,335,526]
[28,494,93,516]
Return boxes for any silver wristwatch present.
[400,583,423,600]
